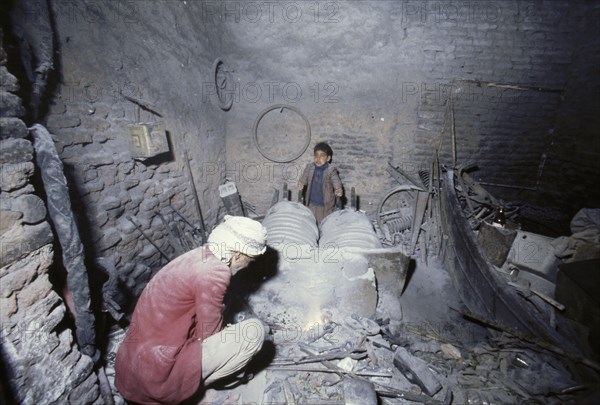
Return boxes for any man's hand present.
[297,182,304,190]
[334,188,343,197]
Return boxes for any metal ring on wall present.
[252,104,311,163]
[213,58,233,111]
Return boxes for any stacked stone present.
[43,86,206,297]
[0,35,101,403]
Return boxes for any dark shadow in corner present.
[401,258,417,295]
[223,246,280,324]
[0,343,18,404]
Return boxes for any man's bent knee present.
[238,319,267,353]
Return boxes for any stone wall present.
[42,0,228,296]
[1,34,100,404]
[1,0,600,401]
[221,0,600,220]
[411,0,600,217]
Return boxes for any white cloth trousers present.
[201,319,267,384]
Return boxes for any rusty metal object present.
[508,281,566,312]
[127,122,169,159]
[409,190,430,256]
[376,184,423,244]
[252,104,311,163]
[213,58,234,111]
[183,150,207,242]
[387,161,423,188]
[126,215,172,261]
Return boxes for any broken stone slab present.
[66,372,101,404]
[50,127,93,148]
[0,244,53,297]
[17,273,54,309]
[343,377,378,405]
[0,294,17,322]
[0,209,22,235]
[80,116,111,132]
[66,102,95,116]
[393,346,442,397]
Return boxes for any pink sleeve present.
[195,264,230,340]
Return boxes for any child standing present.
[298,142,343,225]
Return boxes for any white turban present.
[207,215,267,261]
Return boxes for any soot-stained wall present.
[42,1,229,294]
[221,0,600,221]
[1,0,600,401]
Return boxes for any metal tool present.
[126,215,172,261]
[156,212,186,256]
[271,187,280,207]
[272,344,366,366]
[410,190,430,256]
[183,150,207,242]
[170,206,203,247]
[387,161,423,188]
[508,281,566,311]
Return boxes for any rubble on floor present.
[101,254,595,404]
[100,199,599,404]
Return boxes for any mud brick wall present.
[42,1,228,296]
[408,1,600,214]
[1,39,100,404]
[223,0,600,218]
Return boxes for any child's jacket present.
[299,163,343,216]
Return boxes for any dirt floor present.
[188,254,583,404]
[104,250,596,404]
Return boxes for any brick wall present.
[42,1,228,295]
[223,0,600,222]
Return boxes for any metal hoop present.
[212,58,233,111]
[252,104,311,163]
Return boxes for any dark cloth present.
[309,163,328,206]
[115,246,230,405]
[299,163,342,220]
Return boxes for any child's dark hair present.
[314,142,333,157]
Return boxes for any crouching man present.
[115,215,269,404]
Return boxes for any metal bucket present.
[319,209,382,250]
[262,201,318,248]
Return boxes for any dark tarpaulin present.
[30,124,98,362]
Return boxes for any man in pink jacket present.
[115,216,268,404]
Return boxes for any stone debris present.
[99,255,587,405]
[393,346,443,397]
